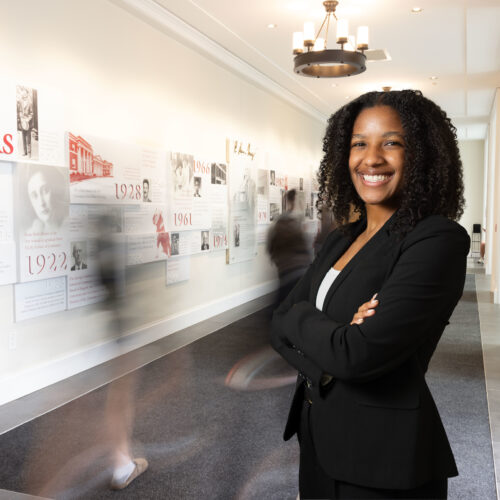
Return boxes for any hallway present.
[0,272,497,499]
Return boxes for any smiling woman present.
[271,90,469,499]
[348,105,406,210]
[318,90,465,237]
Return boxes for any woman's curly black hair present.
[317,89,465,238]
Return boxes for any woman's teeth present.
[362,174,392,182]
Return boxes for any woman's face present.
[348,105,405,209]
[28,171,53,222]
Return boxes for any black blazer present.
[271,212,470,490]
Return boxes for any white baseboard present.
[0,280,277,406]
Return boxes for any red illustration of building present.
[68,133,114,182]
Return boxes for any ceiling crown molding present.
[109,0,328,124]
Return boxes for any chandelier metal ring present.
[294,49,366,78]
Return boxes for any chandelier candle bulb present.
[293,32,304,54]
[336,19,348,44]
[357,26,369,50]
[303,21,315,46]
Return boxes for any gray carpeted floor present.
[428,274,496,499]
[0,275,495,499]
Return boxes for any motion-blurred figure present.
[267,189,312,307]
[96,214,148,490]
[313,207,338,256]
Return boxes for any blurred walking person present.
[267,189,312,307]
[96,214,149,490]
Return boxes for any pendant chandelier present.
[293,0,369,78]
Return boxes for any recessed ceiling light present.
[345,96,350,99]
[267,23,277,29]
[411,7,423,13]
[429,76,438,80]
[331,83,338,87]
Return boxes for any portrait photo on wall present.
[211,163,227,185]
[143,178,152,202]
[17,163,69,234]
[201,230,209,251]
[270,170,276,186]
[234,223,240,247]
[172,152,194,196]
[193,176,202,197]
[16,85,39,161]
[70,241,87,271]
[299,177,304,191]
[171,232,180,256]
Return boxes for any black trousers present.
[298,400,448,499]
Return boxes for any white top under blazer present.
[315,267,341,311]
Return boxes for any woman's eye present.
[385,140,403,147]
[351,142,365,148]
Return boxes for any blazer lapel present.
[310,218,366,303]
[319,211,398,311]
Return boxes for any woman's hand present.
[350,293,379,325]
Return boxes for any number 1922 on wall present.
[27,252,67,275]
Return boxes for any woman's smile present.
[357,171,395,186]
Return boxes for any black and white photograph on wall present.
[16,163,70,282]
[172,153,193,196]
[281,189,287,213]
[193,177,202,197]
[270,169,276,186]
[171,232,179,255]
[234,223,240,247]
[211,163,227,185]
[18,163,69,234]
[201,230,209,251]
[269,203,280,222]
[299,177,304,191]
[70,241,87,271]
[142,178,152,202]
[16,85,39,160]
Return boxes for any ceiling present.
[136,0,500,139]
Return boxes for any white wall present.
[458,140,485,238]
[483,89,500,300]
[0,0,325,403]
[489,91,500,301]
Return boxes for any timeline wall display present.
[68,133,145,205]
[14,276,67,322]
[226,139,257,265]
[170,229,211,257]
[269,170,286,223]
[126,232,170,265]
[168,153,211,232]
[15,162,70,282]
[66,205,111,309]
[2,108,319,320]
[208,162,228,251]
[257,168,269,225]
[0,81,65,166]
[0,162,16,284]
[140,148,168,204]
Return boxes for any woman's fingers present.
[351,293,379,325]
